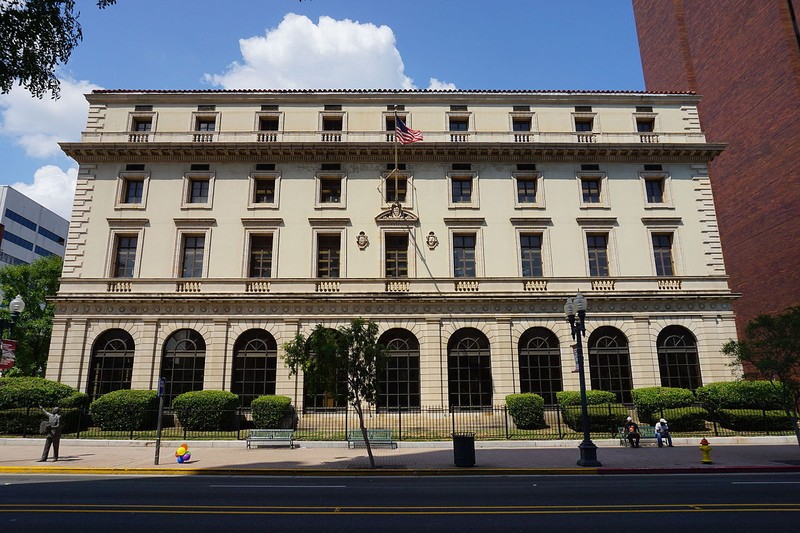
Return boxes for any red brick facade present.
[633,0,800,334]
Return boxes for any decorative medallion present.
[356,231,369,250]
[426,231,439,250]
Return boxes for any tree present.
[0,255,63,376]
[283,318,387,468]
[723,306,800,449]
[1,1,117,98]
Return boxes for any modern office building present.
[633,0,800,333]
[46,89,738,410]
[0,186,68,268]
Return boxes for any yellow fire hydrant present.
[699,438,712,464]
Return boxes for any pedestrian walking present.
[655,418,673,448]
[38,406,62,462]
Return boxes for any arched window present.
[161,329,206,406]
[87,329,134,401]
[378,328,420,410]
[447,328,492,408]
[588,326,633,403]
[657,325,702,390]
[302,328,348,412]
[518,327,562,405]
[231,329,278,407]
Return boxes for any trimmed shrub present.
[173,390,239,431]
[90,389,159,431]
[715,409,795,432]
[0,376,77,409]
[506,393,546,430]
[0,407,42,435]
[560,403,629,433]
[557,390,617,406]
[659,406,709,432]
[695,381,786,412]
[632,387,695,424]
[251,395,294,429]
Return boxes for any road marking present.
[209,484,347,489]
[732,482,800,485]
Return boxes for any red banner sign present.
[0,339,16,370]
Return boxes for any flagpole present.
[393,109,399,209]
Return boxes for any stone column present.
[131,319,159,390]
[492,318,516,402]
[419,318,445,407]
[203,319,230,391]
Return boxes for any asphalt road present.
[2,472,799,531]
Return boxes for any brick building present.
[633,0,800,333]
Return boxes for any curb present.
[2,465,799,477]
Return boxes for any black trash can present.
[452,432,476,467]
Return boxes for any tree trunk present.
[353,403,376,468]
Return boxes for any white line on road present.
[210,484,347,488]
[732,482,800,485]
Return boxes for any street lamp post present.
[565,291,601,467]
[0,294,25,339]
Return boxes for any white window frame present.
[447,171,479,209]
[191,112,219,132]
[311,227,346,278]
[105,218,147,278]
[247,171,281,209]
[511,218,553,278]
[632,112,659,133]
[181,171,215,210]
[509,112,537,141]
[446,112,473,134]
[512,171,545,209]
[577,171,609,209]
[577,217,618,277]
[172,219,214,278]
[315,171,347,209]
[242,223,280,279]
[445,219,485,278]
[127,112,157,133]
[381,170,413,209]
[572,112,598,133]
[115,171,150,210]
[380,227,416,278]
[319,111,346,141]
[640,171,674,209]
[642,217,684,277]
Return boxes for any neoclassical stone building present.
[46,89,738,411]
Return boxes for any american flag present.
[395,115,423,144]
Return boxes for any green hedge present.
[695,381,787,411]
[506,393,546,430]
[251,395,294,429]
[90,390,159,431]
[560,403,629,433]
[173,390,239,431]
[715,409,795,432]
[0,377,77,409]
[632,387,696,424]
[556,390,617,406]
[658,406,709,432]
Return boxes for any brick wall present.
[634,0,800,334]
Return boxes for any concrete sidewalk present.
[1,436,798,476]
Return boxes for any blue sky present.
[0,0,644,219]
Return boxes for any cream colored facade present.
[48,89,738,410]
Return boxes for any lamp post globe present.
[9,295,25,317]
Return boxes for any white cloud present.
[207,14,455,90]
[11,165,77,220]
[0,77,101,158]
[427,78,457,91]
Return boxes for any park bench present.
[347,429,397,449]
[617,425,658,446]
[246,428,295,449]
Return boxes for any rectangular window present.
[652,233,674,276]
[451,177,472,203]
[587,234,609,277]
[132,117,152,131]
[113,235,138,278]
[317,235,341,278]
[645,178,665,203]
[449,117,469,131]
[386,176,407,203]
[385,234,408,278]
[34,246,55,257]
[636,118,654,132]
[37,226,65,245]
[181,235,205,278]
[259,117,279,131]
[253,178,275,204]
[189,178,210,203]
[453,233,476,278]
[517,178,537,203]
[124,178,144,204]
[574,118,593,132]
[2,231,34,250]
[195,118,216,131]
[322,116,343,131]
[249,235,273,278]
[512,118,531,131]
[581,178,601,203]
[4,209,37,231]
[319,177,342,203]
[520,234,543,277]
